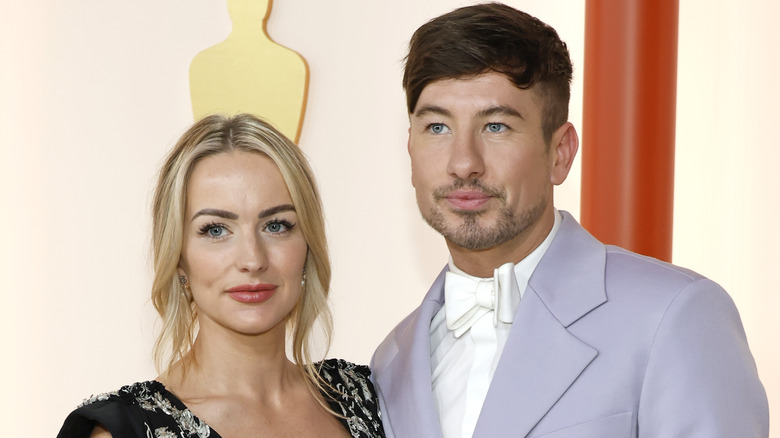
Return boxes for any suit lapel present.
[474,211,607,437]
[529,211,608,327]
[374,268,447,438]
[474,288,598,437]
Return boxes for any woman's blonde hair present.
[151,113,332,396]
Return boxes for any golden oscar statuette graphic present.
[190,0,309,142]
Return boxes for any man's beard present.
[422,180,547,250]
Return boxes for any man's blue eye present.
[487,123,505,133]
[430,124,447,134]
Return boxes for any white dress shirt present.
[430,210,562,438]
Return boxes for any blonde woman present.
[58,114,385,438]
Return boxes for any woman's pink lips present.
[445,190,492,210]
[226,284,277,303]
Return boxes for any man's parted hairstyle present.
[403,2,573,142]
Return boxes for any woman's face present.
[178,150,308,338]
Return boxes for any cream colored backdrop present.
[1,1,776,436]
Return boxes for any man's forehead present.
[413,73,538,116]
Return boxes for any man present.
[371,3,769,437]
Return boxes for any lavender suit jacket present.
[371,211,768,437]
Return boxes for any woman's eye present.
[265,221,292,233]
[198,223,230,239]
[206,225,228,238]
[486,123,507,133]
[428,123,450,134]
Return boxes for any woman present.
[58,114,385,438]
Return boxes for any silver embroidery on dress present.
[80,382,211,438]
[76,360,383,437]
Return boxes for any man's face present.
[408,72,567,253]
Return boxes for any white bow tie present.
[444,262,521,338]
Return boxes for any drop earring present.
[301,267,307,287]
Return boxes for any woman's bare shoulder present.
[89,424,112,438]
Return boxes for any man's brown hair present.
[403,2,573,142]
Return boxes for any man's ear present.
[407,127,412,156]
[407,127,415,188]
[550,122,579,185]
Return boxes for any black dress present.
[58,359,385,438]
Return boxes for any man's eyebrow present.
[191,208,238,221]
[258,204,295,219]
[414,105,452,118]
[413,105,524,120]
[477,105,524,120]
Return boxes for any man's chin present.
[433,220,508,251]
[442,230,509,251]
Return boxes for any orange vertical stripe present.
[581,0,679,262]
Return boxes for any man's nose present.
[447,132,485,181]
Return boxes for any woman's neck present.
[159,322,302,403]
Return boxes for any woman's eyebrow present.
[191,208,238,221]
[258,204,295,219]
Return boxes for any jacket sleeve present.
[57,399,150,438]
[637,278,769,437]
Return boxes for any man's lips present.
[444,190,492,210]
